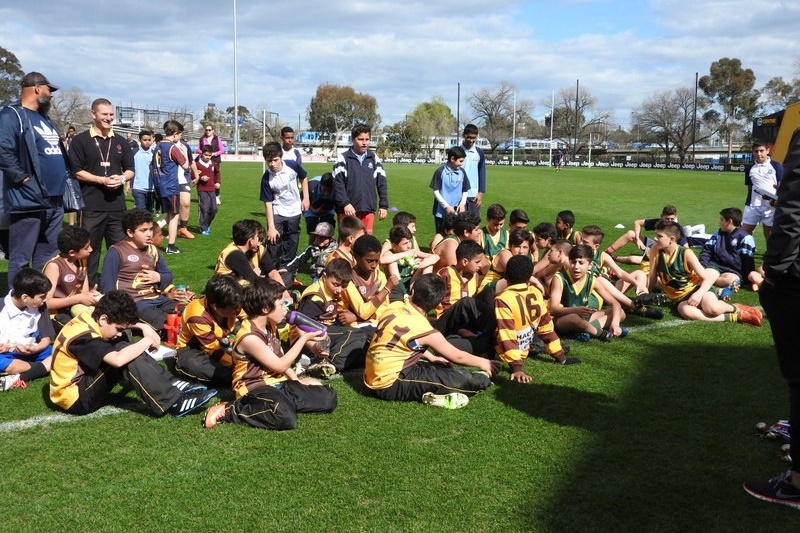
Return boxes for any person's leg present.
[65,365,123,415]
[325,326,370,371]
[7,212,42,290]
[132,190,148,211]
[225,385,299,430]
[80,210,108,285]
[32,206,65,272]
[281,379,337,414]
[373,362,490,402]
[175,347,232,384]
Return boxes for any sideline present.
[0,403,143,434]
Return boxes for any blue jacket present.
[0,103,69,212]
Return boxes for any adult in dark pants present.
[68,98,134,285]
[0,72,69,290]
[744,127,800,508]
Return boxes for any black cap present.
[21,72,59,92]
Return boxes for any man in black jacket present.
[0,72,69,290]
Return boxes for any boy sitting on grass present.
[495,256,579,383]
[202,278,337,431]
[338,235,399,327]
[699,207,756,295]
[174,274,244,386]
[647,220,762,326]
[293,258,371,375]
[214,219,283,286]
[43,226,101,332]
[479,203,509,261]
[0,268,55,392]
[381,224,439,301]
[325,215,366,267]
[364,273,500,409]
[49,290,217,417]
[549,244,626,342]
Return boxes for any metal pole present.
[549,91,554,166]
[233,0,239,155]
[456,82,461,140]
[511,91,516,165]
[692,71,698,162]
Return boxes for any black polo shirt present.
[68,126,134,211]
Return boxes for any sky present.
[1,0,798,132]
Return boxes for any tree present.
[634,87,710,163]
[381,119,423,156]
[50,88,91,133]
[549,84,611,158]
[761,76,800,113]
[405,97,456,157]
[699,57,759,159]
[307,84,380,153]
[0,45,23,106]
[468,81,532,157]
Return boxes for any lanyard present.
[94,137,113,176]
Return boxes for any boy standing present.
[364,274,499,408]
[49,290,217,417]
[460,124,486,218]
[195,145,221,236]
[332,124,388,234]
[151,120,189,255]
[495,255,579,383]
[260,141,309,283]
[743,140,783,239]
[131,129,155,212]
[0,268,55,391]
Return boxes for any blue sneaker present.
[574,332,592,342]
[201,229,211,236]
[619,327,630,338]
[718,286,735,301]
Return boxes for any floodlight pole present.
[511,91,516,165]
[233,0,239,155]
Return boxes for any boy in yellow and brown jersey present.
[214,219,282,286]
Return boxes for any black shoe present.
[633,292,668,307]
[744,470,800,509]
[555,356,581,365]
[632,305,664,319]
[166,245,182,254]
[170,378,207,394]
[171,388,218,418]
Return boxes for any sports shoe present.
[171,388,218,418]
[166,245,182,254]
[599,330,614,342]
[744,470,800,509]
[554,356,581,365]
[178,227,195,239]
[170,378,207,394]
[632,292,669,307]
[306,360,336,379]
[216,196,221,205]
[202,402,229,429]
[735,303,763,327]
[0,374,27,392]
[201,229,211,236]
[718,285,735,301]
[573,332,592,343]
[422,392,469,410]
[618,327,630,338]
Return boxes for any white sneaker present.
[0,374,25,392]
[422,392,469,409]
[216,197,221,205]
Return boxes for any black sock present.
[20,362,48,382]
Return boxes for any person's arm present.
[264,202,279,244]
[0,108,28,183]
[331,155,351,212]
[632,218,647,249]
[215,136,225,157]
[601,252,644,292]
[476,147,486,204]
[238,328,324,375]
[418,329,499,376]
[43,261,96,311]
[225,250,260,283]
[738,233,757,280]
[374,156,388,219]
[592,278,623,335]
[103,322,161,367]
[684,249,719,307]
[547,274,593,319]
[99,248,122,293]
[698,232,716,266]
[151,249,173,290]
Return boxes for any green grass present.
[0,164,790,532]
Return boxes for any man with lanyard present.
[69,98,134,285]
[0,72,69,290]
[460,124,486,219]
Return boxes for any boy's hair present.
[163,119,183,136]
[661,205,678,217]
[580,224,605,243]
[410,274,446,312]
[505,255,534,285]
[262,141,282,161]
[392,211,416,226]
[323,258,353,283]
[654,219,682,239]
[441,211,458,233]
[319,172,334,190]
[338,215,365,241]
[720,207,743,226]
[12,267,52,297]
[138,129,153,140]
[203,274,243,309]
[91,290,140,325]
[353,234,382,258]
[446,146,466,160]
[280,126,294,136]
[122,208,153,233]
[551,239,573,254]
[569,244,595,262]
[241,278,284,318]
[463,123,479,136]
[556,210,575,227]
[455,239,484,262]
[752,140,768,150]
[453,212,480,238]
[91,98,112,111]
[201,144,214,154]
[533,222,558,242]
[486,203,506,221]
[57,226,91,255]
[351,124,371,139]
[232,219,264,246]
[389,224,413,245]
[154,133,163,142]
[509,208,529,225]
[509,228,532,247]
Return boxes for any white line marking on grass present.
[629,318,687,332]
[0,403,140,434]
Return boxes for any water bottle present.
[286,311,327,335]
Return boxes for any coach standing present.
[69,98,134,284]
[0,72,69,290]
[744,127,800,507]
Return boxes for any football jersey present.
[495,283,563,368]
[655,247,702,302]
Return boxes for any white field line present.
[0,403,143,434]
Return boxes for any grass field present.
[0,163,792,532]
